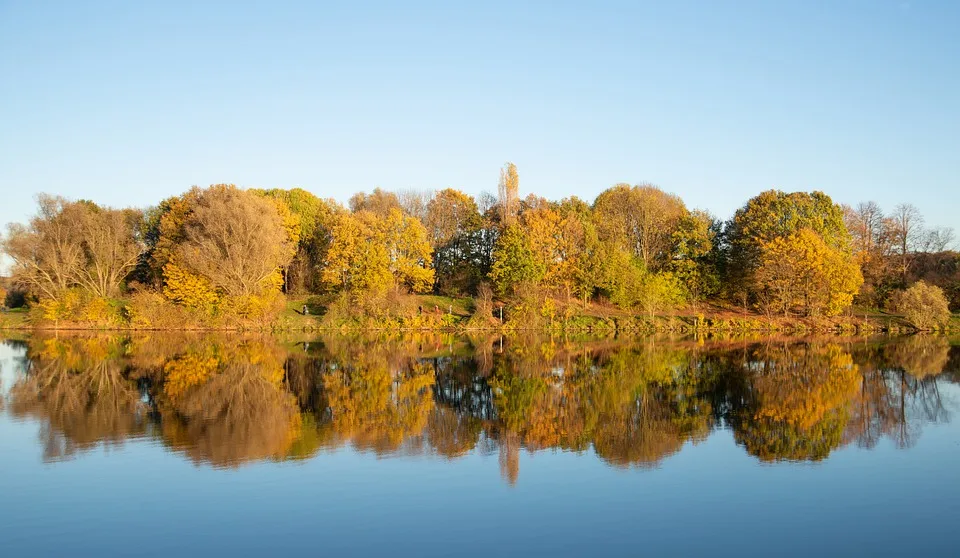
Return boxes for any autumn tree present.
[593,183,687,271]
[755,228,863,316]
[397,189,433,222]
[887,203,924,283]
[2,195,142,302]
[169,185,294,302]
[251,188,344,293]
[843,201,895,306]
[349,187,401,216]
[425,188,484,294]
[322,208,434,294]
[669,210,720,302]
[497,162,520,227]
[489,224,544,297]
[725,190,853,303]
[889,281,951,330]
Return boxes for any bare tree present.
[886,203,924,281]
[74,206,143,298]
[922,226,955,253]
[2,195,84,300]
[177,185,294,296]
[396,189,434,222]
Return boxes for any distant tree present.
[669,210,720,302]
[251,188,344,293]
[887,203,924,282]
[322,208,434,294]
[843,201,895,307]
[2,195,142,301]
[397,189,434,222]
[349,188,401,216]
[497,163,520,227]
[425,188,484,294]
[923,226,955,253]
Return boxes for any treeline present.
[1,163,957,328]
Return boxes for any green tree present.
[425,188,484,294]
[669,210,720,302]
[725,190,853,301]
[489,224,544,297]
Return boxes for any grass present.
[413,295,473,317]
[0,307,30,329]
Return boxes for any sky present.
[1,0,958,238]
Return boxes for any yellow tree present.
[322,209,434,294]
[593,183,687,271]
[756,228,863,316]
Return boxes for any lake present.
[1,332,958,557]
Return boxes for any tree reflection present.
[2,331,954,482]
[156,339,306,467]
[7,336,147,461]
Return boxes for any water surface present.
[1,333,958,557]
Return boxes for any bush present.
[890,281,951,330]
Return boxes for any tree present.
[889,281,951,330]
[593,183,687,271]
[497,162,520,227]
[322,208,434,294]
[669,210,720,302]
[72,205,144,298]
[321,212,393,293]
[350,187,401,216]
[251,188,344,293]
[425,188,484,294]
[489,224,543,297]
[169,185,294,299]
[397,189,433,222]
[755,228,863,316]
[726,190,852,300]
[923,227,955,253]
[887,203,924,282]
[843,201,895,306]
[2,195,142,301]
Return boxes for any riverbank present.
[2,295,957,334]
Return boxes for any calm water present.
[0,332,958,557]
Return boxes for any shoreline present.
[2,310,955,334]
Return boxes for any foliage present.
[726,190,852,299]
[2,195,142,302]
[489,224,544,297]
[889,281,951,330]
[322,208,434,296]
[593,183,687,271]
[755,228,863,316]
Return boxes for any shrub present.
[890,281,951,330]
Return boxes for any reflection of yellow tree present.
[489,342,715,476]
[321,361,435,453]
[733,343,860,462]
[8,336,146,461]
[883,336,950,379]
[158,339,305,467]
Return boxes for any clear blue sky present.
[1,0,957,235]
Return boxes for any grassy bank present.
[2,294,955,334]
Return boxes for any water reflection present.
[2,333,957,482]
